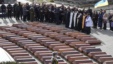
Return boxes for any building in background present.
[0,0,16,4]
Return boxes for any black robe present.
[65,10,70,28]
[74,11,79,30]
[77,13,83,31]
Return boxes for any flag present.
[94,0,109,8]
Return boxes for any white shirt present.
[69,12,74,28]
[73,11,78,27]
[85,15,93,27]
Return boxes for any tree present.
[50,0,54,2]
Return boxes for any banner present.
[94,0,109,8]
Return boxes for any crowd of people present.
[0,2,113,34]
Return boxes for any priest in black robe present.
[77,10,83,31]
[69,8,75,29]
[65,6,71,28]
[73,9,79,30]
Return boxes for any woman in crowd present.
[103,10,108,30]
[77,10,83,31]
[109,12,113,31]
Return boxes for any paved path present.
[0,18,24,26]
[91,28,113,56]
[0,47,14,62]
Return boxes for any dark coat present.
[1,4,6,12]
[7,4,12,13]
[30,7,35,21]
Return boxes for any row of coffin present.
[0,32,67,63]
[0,24,68,64]
[0,25,96,64]
[0,37,38,64]
[0,22,112,64]
[13,22,101,45]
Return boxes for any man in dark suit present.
[18,2,23,20]
[53,5,60,25]
[59,4,65,24]
[65,6,70,28]
[1,3,6,19]
[13,3,18,18]
[7,3,13,18]
[15,3,20,20]
[39,5,44,22]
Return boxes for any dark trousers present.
[111,21,113,31]
[7,12,12,18]
[109,21,112,30]
[103,22,107,30]
[111,27,113,31]
[20,13,23,20]
[15,13,20,20]
[49,12,53,23]
[36,13,39,21]
[13,12,16,18]
[84,27,91,34]
[98,18,102,29]
[27,13,30,21]
[44,13,48,22]
[93,20,97,28]
[40,13,44,22]
[1,12,6,18]
[23,15,27,22]
[16,15,19,20]
[59,15,63,24]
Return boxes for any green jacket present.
[52,58,58,64]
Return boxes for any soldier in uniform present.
[30,5,35,22]
[26,3,30,21]
[7,3,13,18]
[65,6,71,28]
[52,52,58,64]
[1,3,6,19]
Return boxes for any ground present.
[0,18,113,63]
